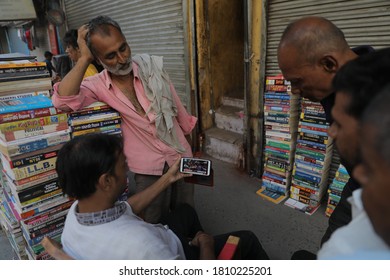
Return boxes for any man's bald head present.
[278,16,350,64]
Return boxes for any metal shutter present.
[266,0,390,75]
[63,0,190,108]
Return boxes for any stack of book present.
[284,99,334,215]
[68,102,122,138]
[0,53,72,260]
[325,164,349,217]
[0,96,72,260]
[0,170,25,259]
[0,53,52,97]
[257,74,300,204]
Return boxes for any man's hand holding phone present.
[179,157,212,176]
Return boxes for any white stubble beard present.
[100,56,133,76]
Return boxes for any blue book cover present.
[299,127,328,137]
[0,95,53,114]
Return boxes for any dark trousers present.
[161,204,269,260]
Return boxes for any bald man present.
[277,17,374,254]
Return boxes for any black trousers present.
[161,203,269,260]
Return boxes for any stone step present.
[204,127,243,166]
[215,105,244,134]
[222,97,244,109]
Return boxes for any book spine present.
[10,156,57,181]
[293,170,321,184]
[20,189,63,208]
[262,171,287,183]
[297,139,327,150]
[265,85,289,92]
[16,180,59,203]
[295,154,324,166]
[70,117,121,132]
[298,127,328,137]
[262,174,286,186]
[68,106,112,118]
[295,149,325,161]
[264,93,291,100]
[20,195,69,219]
[10,169,58,190]
[2,123,69,142]
[0,97,53,114]
[0,78,52,96]
[29,216,66,238]
[27,227,64,246]
[0,106,62,124]
[23,209,67,231]
[262,180,287,194]
[0,65,47,73]
[69,112,120,126]
[0,73,51,83]
[291,184,320,196]
[0,113,68,133]
[4,131,70,158]
[71,125,121,137]
[266,158,288,171]
[0,62,47,68]
[266,77,286,85]
[22,200,72,227]
[9,149,59,169]
[290,193,311,205]
[298,132,328,144]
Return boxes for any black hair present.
[56,133,124,199]
[332,47,390,119]
[361,85,390,165]
[63,29,79,49]
[85,15,124,55]
[44,51,53,58]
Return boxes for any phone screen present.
[180,158,211,176]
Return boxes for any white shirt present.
[318,189,390,259]
[61,201,186,260]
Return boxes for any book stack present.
[0,96,72,260]
[0,53,52,97]
[325,164,349,217]
[257,74,300,204]
[0,169,25,259]
[0,53,72,260]
[284,99,334,215]
[68,102,122,139]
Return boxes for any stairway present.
[204,97,244,166]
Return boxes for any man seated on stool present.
[52,133,269,260]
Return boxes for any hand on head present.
[77,25,94,63]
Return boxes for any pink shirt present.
[52,63,197,175]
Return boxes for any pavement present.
[0,155,328,260]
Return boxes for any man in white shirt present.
[55,133,269,260]
[318,49,390,259]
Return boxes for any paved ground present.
[0,156,328,260]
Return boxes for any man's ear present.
[97,173,113,192]
[320,55,338,73]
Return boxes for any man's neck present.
[111,72,133,84]
[77,197,116,214]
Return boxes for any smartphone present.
[180,157,211,176]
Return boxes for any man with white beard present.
[52,15,197,224]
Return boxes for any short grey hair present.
[86,15,125,54]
